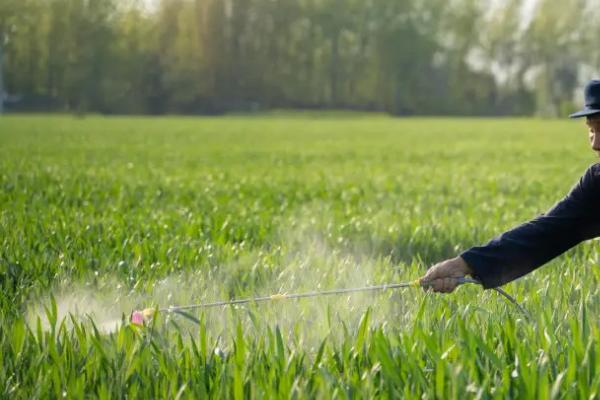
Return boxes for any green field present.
[2,114,600,398]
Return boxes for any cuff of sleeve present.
[460,250,498,289]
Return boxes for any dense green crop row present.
[1,114,599,398]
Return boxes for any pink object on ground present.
[130,310,144,325]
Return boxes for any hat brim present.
[569,108,600,118]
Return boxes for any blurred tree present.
[371,0,434,114]
[478,0,534,114]
[2,0,595,116]
[0,0,26,114]
[525,0,586,116]
[44,0,118,113]
[111,1,157,113]
[196,0,227,112]
[158,0,205,112]
[574,0,600,107]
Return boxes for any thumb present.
[421,263,447,282]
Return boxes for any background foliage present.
[1,0,599,116]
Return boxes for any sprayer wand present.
[130,277,529,325]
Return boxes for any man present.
[421,79,600,293]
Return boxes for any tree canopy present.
[2,0,598,116]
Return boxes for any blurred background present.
[1,0,598,117]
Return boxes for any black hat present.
[569,80,600,118]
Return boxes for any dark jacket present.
[461,164,600,288]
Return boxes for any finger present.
[442,277,458,293]
[421,275,445,291]
[430,278,448,293]
[430,279,444,293]
[420,278,432,292]
[423,264,445,281]
[424,276,463,293]
[437,278,448,293]
[445,277,454,292]
[420,271,436,291]
[438,278,448,293]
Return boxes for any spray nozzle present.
[130,308,157,325]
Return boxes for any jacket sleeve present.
[460,164,600,289]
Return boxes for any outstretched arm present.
[422,164,600,292]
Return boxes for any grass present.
[1,113,600,398]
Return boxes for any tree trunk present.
[329,29,339,107]
[0,34,4,115]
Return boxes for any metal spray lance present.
[130,277,528,325]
